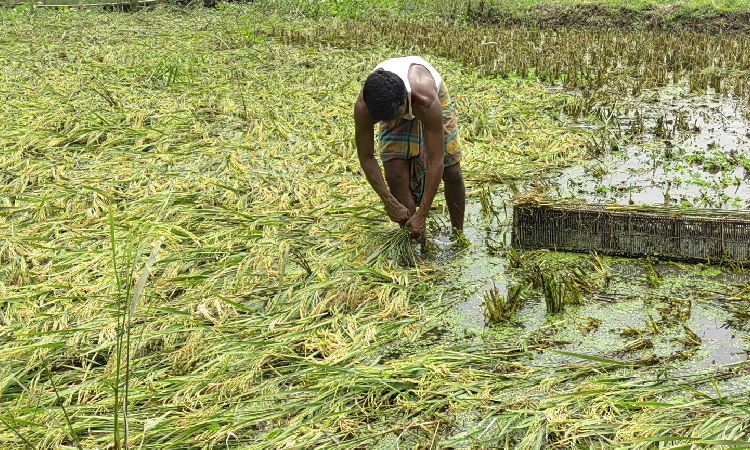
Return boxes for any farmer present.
[354,56,465,244]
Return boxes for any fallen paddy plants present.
[0,2,749,449]
[481,282,527,323]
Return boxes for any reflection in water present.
[553,87,750,209]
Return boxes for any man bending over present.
[353,56,465,243]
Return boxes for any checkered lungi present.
[378,80,461,206]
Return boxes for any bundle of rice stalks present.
[482,282,527,323]
[366,226,417,268]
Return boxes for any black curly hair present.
[362,69,406,122]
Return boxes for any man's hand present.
[405,213,427,243]
[385,199,411,226]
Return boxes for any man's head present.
[363,69,407,123]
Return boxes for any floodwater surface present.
[555,85,750,208]
[425,85,750,384]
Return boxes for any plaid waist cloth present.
[378,80,461,206]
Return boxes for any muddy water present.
[429,85,750,379]
[446,240,749,365]
[556,86,750,208]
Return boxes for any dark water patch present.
[555,87,750,210]
[687,317,746,367]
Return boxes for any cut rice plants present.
[1,3,749,449]
[0,6,595,447]
[482,282,527,323]
[366,226,418,267]
[515,253,604,313]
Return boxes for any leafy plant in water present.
[589,251,612,286]
[571,316,601,336]
[522,259,601,314]
[567,265,597,295]
[732,303,750,321]
[644,258,661,286]
[508,247,549,269]
[479,185,494,218]
[539,270,566,313]
[646,313,660,334]
[482,282,526,323]
[617,313,660,338]
[617,325,645,337]
[453,228,471,249]
[623,337,653,352]
[656,296,692,324]
[678,324,703,347]
[729,283,750,321]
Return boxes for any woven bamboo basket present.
[512,200,750,263]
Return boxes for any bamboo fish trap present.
[512,199,750,263]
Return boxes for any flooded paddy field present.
[2,1,750,449]
[439,83,750,367]
[400,82,750,445]
[556,87,750,208]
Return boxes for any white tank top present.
[373,56,442,121]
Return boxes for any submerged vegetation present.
[0,0,749,448]
[482,282,525,322]
[508,250,610,313]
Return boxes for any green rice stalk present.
[482,282,526,323]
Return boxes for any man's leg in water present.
[442,162,465,232]
[383,159,416,216]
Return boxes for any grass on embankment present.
[4,0,750,31]
[259,0,750,33]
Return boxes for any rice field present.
[1,2,749,449]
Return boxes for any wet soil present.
[466,2,750,34]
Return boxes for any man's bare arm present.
[413,99,445,219]
[401,69,446,242]
[354,94,410,225]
